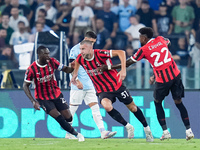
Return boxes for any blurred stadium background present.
[0,0,200,139]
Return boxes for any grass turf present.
[0,138,199,150]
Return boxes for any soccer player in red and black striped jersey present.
[23,46,84,142]
[71,40,154,142]
[100,27,194,140]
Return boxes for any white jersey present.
[69,43,95,90]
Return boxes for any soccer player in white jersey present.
[65,31,117,139]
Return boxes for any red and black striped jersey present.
[76,49,122,93]
[24,57,64,100]
[131,36,180,83]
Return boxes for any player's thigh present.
[98,91,116,104]
[53,94,69,112]
[37,99,56,114]
[153,82,171,102]
[171,75,185,100]
[70,90,84,105]
[116,85,133,105]
[84,89,98,105]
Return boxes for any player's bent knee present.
[65,116,73,122]
[174,99,182,104]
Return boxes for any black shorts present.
[154,73,184,102]
[37,93,69,114]
[97,85,133,105]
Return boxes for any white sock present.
[69,105,79,125]
[70,105,79,117]
[90,104,105,132]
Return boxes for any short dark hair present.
[139,27,154,39]
[38,8,47,17]
[85,31,97,39]
[80,40,94,45]
[18,21,25,25]
[37,45,47,54]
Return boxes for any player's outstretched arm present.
[23,81,40,110]
[62,66,74,73]
[70,60,80,86]
[97,57,136,72]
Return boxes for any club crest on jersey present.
[96,61,100,67]
[49,67,52,71]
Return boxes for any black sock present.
[65,116,73,122]
[55,115,78,136]
[154,101,167,130]
[176,102,190,129]
[133,107,148,127]
[107,108,128,126]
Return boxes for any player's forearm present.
[117,50,126,71]
[111,57,135,70]
[23,82,36,103]
[62,66,74,73]
[73,61,80,76]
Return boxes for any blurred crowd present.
[0,0,200,70]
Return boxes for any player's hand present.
[70,74,78,86]
[76,80,83,89]
[149,75,155,85]
[97,64,108,72]
[117,70,126,82]
[33,100,40,110]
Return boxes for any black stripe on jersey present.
[95,52,118,85]
[169,65,176,78]
[100,57,110,59]
[94,56,115,91]
[160,70,166,83]
[31,65,39,99]
[156,70,159,77]
[84,59,102,92]
[172,61,175,69]
[78,56,82,65]
[47,63,56,99]
[165,68,171,82]
[88,60,110,91]
[42,67,51,99]
[49,60,55,70]
[36,65,46,100]
[135,49,143,60]
[52,59,59,69]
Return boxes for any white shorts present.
[70,89,98,105]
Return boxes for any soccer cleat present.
[125,123,134,139]
[144,126,154,142]
[65,133,78,139]
[186,128,194,141]
[160,130,171,141]
[77,133,85,142]
[101,131,117,139]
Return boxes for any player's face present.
[139,34,146,46]
[39,48,50,64]
[80,43,93,59]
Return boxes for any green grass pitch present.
[0,138,199,150]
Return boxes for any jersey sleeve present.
[131,48,145,62]
[76,54,82,64]
[24,67,34,83]
[51,57,64,71]
[159,36,170,45]
[98,50,112,59]
[69,44,80,60]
